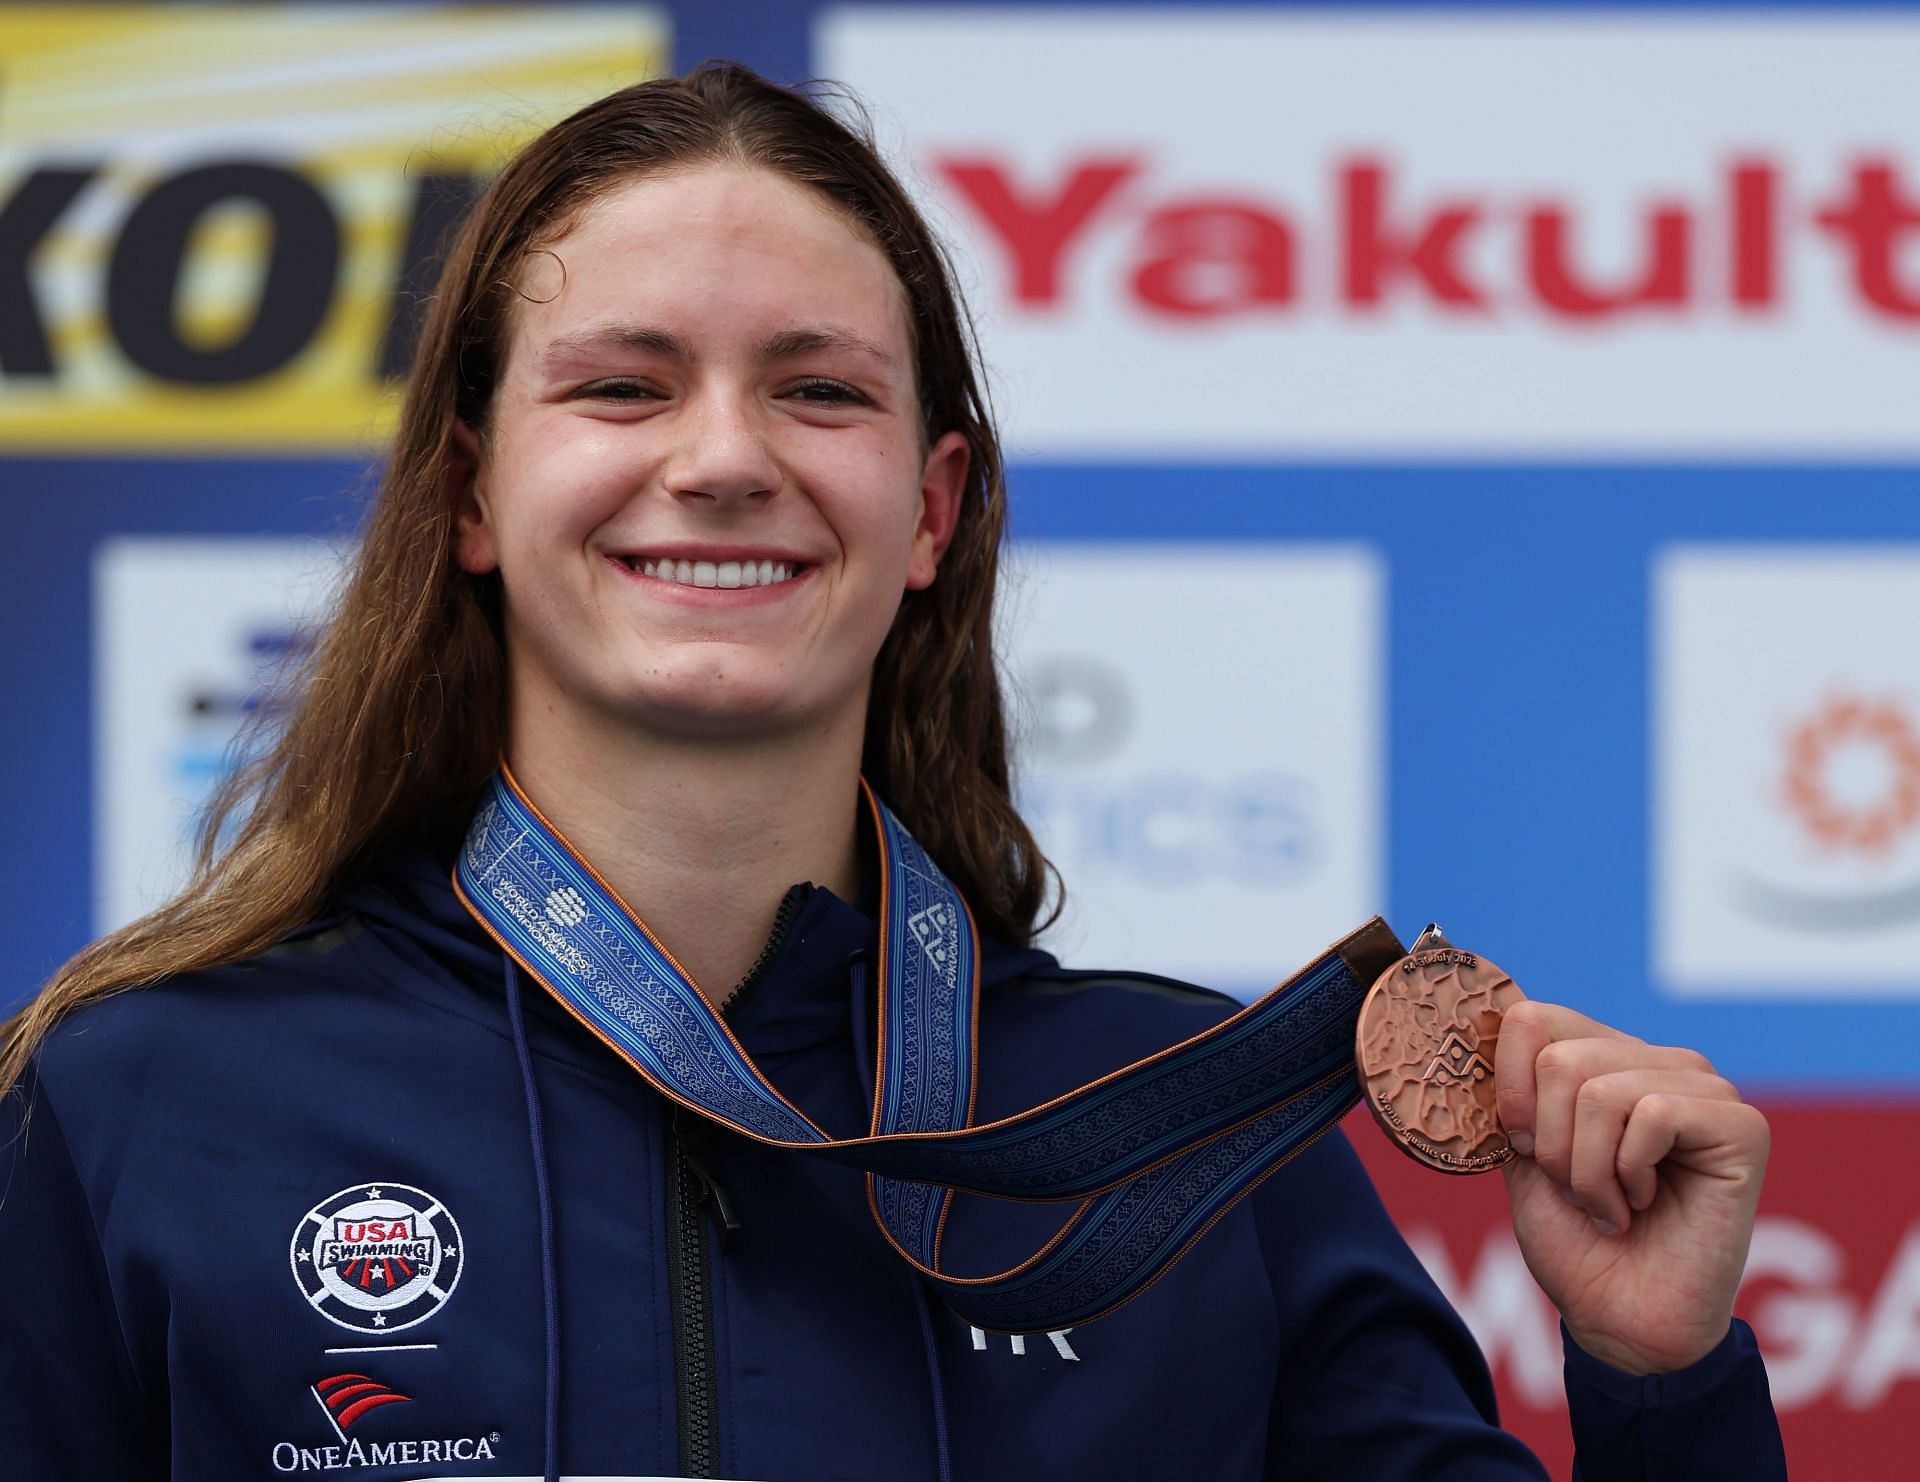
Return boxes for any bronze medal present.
[1354,924,1526,1175]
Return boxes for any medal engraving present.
[1355,925,1526,1175]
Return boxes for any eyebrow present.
[541,323,692,366]
[759,326,898,369]
[539,322,898,371]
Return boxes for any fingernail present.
[1509,1130,1534,1157]
[1593,1218,1620,1236]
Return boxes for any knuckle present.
[1535,1146,1573,1183]
[1536,1041,1581,1079]
[1664,1045,1716,1075]
[1570,1165,1610,1198]
[1575,1075,1624,1113]
[1503,1000,1547,1035]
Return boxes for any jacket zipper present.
[666,1110,724,1479]
[664,884,813,1478]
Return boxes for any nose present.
[660,387,783,505]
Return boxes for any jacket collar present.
[342,841,1053,1060]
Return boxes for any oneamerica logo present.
[271,1435,500,1472]
[290,1183,464,1333]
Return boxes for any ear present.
[904,430,970,591]
[447,417,498,575]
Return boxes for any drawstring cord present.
[910,1277,957,1482]
[850,956,955,1482]
[505,958,562,1482]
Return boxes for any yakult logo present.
[824,11,1920,453]
[936,155,1920,325]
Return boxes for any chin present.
[619,681,822,741]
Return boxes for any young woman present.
[2,65,1783,1481]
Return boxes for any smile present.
[617,556,803,590]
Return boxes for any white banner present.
[94,537,342,931]
[1654,545,1920,993]
[822,9,1920,458]
[1001,542,1382,988]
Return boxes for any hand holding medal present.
[1357,927,1770,1376]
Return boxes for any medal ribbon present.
[455,766,1405,1332]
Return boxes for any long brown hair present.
[3,63,1055,1093]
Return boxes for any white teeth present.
[628,557,800,588]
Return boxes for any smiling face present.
[453,164,969,749]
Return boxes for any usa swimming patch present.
[290,1183,464,1334]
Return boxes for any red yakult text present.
[934,155,1920,323]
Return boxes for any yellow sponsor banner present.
[0,4,667,451]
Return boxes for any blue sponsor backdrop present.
[5,1,1918,1094]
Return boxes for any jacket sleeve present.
[1257,1132,1551,1480]
[1256,1131,1787,1482]
[1564,1318,1788,1481]
[0,1068,160,1481]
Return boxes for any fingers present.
[1565,1070,1741,1232]
[1526,1035,1719,1182]
[1496,1002,1750,1235]
[1616,1092,1771,1193]
[1495,999,1637,1152]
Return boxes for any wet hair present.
[3,63,1055,1093]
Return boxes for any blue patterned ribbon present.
[455,766,1404,1333]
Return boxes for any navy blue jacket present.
[2,844,1786,1480]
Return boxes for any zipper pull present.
[673,1109,742,1251]
[688,1152,741,1251]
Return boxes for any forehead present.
[507,164,911,367]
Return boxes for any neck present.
[505,704,866,1010]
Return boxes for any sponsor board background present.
[1350,1096,1920,1478]
[4,4,1918,1477]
